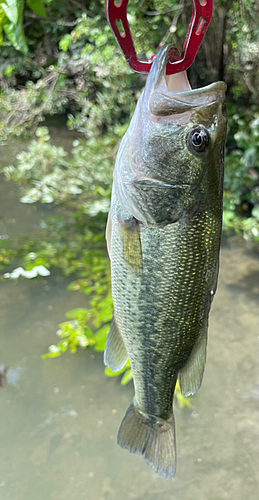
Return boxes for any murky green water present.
[0,132,258,500]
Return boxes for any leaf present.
[174,380,193,409]
[252,205,259,222]
[104,365,127,377]
[27,0,46,16]
[59,33,72,51]
[94,337,107,351]
[104,359,130,378]
[3,0,28,54]
[3,63,15,76]
[94,324,109,341]
[65,308,90,320]
[175,391,193,409]
[94,324,109,351]
[1,0,18,24]
[84,326,94,338]
[121,368,133,386]
[42,351,61,359]
[42,344,62,357]
[20,190,41,203]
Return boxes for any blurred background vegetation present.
[0,0,259,389]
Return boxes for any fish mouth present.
[147,45,227,117]
[132,178,191,189]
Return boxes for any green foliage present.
[0,247,16,268]
[223,103,259,240]
[27,0,45,17]
[0,0,27,54]
[0,76,69,141]
[0,0,45,54]
[1,126,113,205]
[1,0,259,145]
[174,380,193,409]
[225,0,259,101]
[3,63,15,75]
[42,307,111,358]
[223,210,259,241]
[56,11,142,141]
[42,308,103,358]
[0,202,109,281]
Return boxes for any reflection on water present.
[0,134,259,500]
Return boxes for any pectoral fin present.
[179,329,207,397]
[118,216,142,274]
[104,315,128,372]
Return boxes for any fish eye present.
[187,128,209,153]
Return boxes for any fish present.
[104,45,227,479]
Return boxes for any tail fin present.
[117,401,176,479]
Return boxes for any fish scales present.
[105,45,227,479]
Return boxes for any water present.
[0,134,259,500]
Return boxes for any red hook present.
[106,0,213,74]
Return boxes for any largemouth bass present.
[105,45,227,479]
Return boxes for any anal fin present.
[179,329,207,397]
[104,315,128,372]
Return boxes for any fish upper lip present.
[162,81,227,99]
[149,81,227,117]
